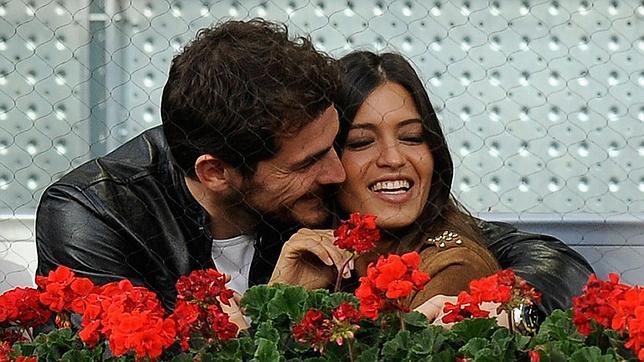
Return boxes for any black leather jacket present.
[36,126,593,314]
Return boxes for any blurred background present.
[1,0,642,291]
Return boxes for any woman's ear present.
[193,154,241,192]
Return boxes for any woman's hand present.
[414,295,509,329]
[413,294,457,326]
[220,292,249,332]
[269,228,354,290]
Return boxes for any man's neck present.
[184,176,258,239]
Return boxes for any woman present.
[269,51,499,310]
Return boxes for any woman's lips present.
[369,187,414,204]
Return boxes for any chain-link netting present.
[0,0,642,294]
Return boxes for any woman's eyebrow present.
[350,118,421,130]
[397,118,422,127]
[349,122,377,130]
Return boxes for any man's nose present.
[318,149,346,185]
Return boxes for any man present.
[36,19,345,309]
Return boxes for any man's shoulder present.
[54,126,173,190]
[39,125,186,218]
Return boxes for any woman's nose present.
[376,143,406,169]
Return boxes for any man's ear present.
[193,154,241,192]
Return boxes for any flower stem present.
[348,339,355,362]
[334,255,355,293]
[398,310,406,332]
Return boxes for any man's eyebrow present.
[291,147,332,169]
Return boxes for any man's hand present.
[269,228,354,290]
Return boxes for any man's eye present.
[296,159,316,171]
[345,139,373,150]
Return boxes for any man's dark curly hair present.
[161,18,339,177]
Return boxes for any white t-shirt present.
[211,234,256,294]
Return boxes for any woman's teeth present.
[370,180,411,193]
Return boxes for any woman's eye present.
[345,139,373,150]
[400,135,424,144]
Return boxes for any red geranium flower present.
[0,341,11,362]
[354,284,383,320]
[169,300,201,351]
[76,279,175,359]
[624,305,644,361]
[611,286,644,331]
[15,357,37,362]
[168,269,239,351]
[293,309,333,352]
[355,252,430,320]
[0,329,25,346]
[106,310,176,360]
[35,266,96,314]
[0,287,51,328]
[175,269,234,306]
[442,291,489,324]
[330,303,361,346]
[529,350,541,362]
[208,305,239,342]
[332,303,361,324]
[469,270,514,304]
[334,213,380,254]
[442,269,540,324]
[572,273,630,335]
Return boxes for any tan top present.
[407,230,500,309]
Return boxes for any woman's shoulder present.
[422,230,484,252]
[418,229,499,269]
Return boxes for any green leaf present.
[305,288,331,310]
[267,286,308,322]
[403,311,430,329]
[382,330,411,359]
[569,346,617,362]
[250,337,283,362]
[242,285,279,323]
[490,329,515,362]
[471,350,500,362]
[532,309,583,346]
[458,337,489,357]
[355,345,379,362]
[14,328,87,362]
[60,346,104,362]
[324,292,358,309]
[514,334,531,351]
[170,353,196,362]
[191,334,208,351]
[409,327,449,355]
[425,350,456,362]
[255,321,280,343]
[450,318,498,342]
[211,336,257,361]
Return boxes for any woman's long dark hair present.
[334,51,483,251]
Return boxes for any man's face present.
[238,106,346,227]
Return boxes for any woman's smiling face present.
[337,81,434,230]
